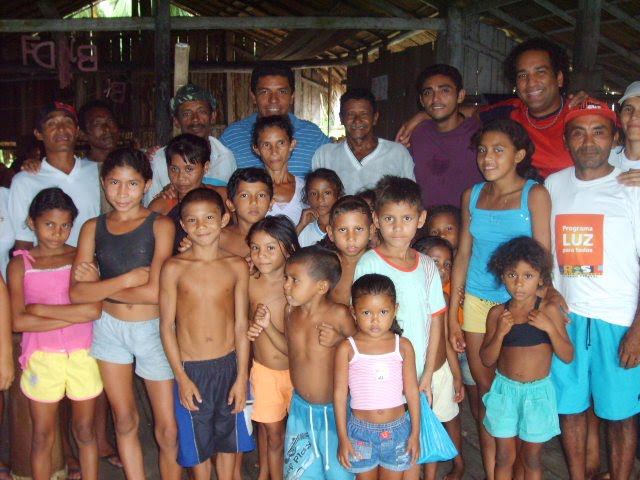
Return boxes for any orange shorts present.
[249,360,293,423]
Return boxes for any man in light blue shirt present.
[221,62,329,178]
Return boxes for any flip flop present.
[101,453,123,469]
[0,467,11,480]
[67,465,82,480]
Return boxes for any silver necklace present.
[525,97,565,130]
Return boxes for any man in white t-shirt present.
[9,103,100,249]
[146,84,236,203]
[546,98,640,480]
[312,88,415,195]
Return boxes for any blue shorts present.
[551,313,640,421]
[346,413,413,474]
[483,371,560,443]
[90,311,173,381]
[174,352,241,467]
[284,392,354,480]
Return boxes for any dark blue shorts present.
[174,351,240,467]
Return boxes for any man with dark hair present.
[546,99,640,480]
[78,100,120,165]
[409,64,483,207]
[312,88,414,195]
[146,83,236,202]
[221,62,329,177]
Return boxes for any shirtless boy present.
[249,245,356,480]
[159,188,250,480]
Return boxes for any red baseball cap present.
[564,98,618,126]
[35,102,78,129]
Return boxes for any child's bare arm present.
[529,184,552,251]
[400,338,421,464]
[336,304,357,338]
[480,305,511,367]
[419,311,443,404]
[334,340,355,469]
[9,258,74,332]
[0,274,14,391]
[229,260,250,414]
[529,303,573,364]
[70,220,149,303]
[26,302,101,324]
[449,189,472,352]
[252,305,289,354]
[158,260,202,411]
[443,309,465,403]
[108,216,175,304]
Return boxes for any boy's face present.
[427,212,459,250]
[226,180,274,224]
[180,200,230,247]
[374,201,426,250]
[168,155,209,197]
[427,245,452,284]
[284,261,326,307]
[326,211,372,258]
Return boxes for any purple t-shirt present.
[409,117,483,208]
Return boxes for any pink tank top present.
[348,334,405,410]
[14,250,93,369]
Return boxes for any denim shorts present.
[347,413,413,473]
[458,352,476,386]
[90,311,174,381]
[483,371,560,443]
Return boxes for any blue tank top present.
[466,179,536,303]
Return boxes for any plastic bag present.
[417,392,458,464]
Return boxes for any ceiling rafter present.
[601,1,640,33]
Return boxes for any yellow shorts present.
[462,293,500,334]
[21,349,103,403]
[250,360,293,423]
[431,361,459,423]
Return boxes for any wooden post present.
[173,43,190,136]
[153,0,171,145]
[437,5,464,71]
[224,31,235,126]
[572,0,603,92]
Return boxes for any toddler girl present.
[71,148,180,480]
[298,168,344,247]
[480,236,573,479]
[9,188,102,480]
[334,273,420,479]
[448,118,551,479]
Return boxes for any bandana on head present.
[170,84,217,115]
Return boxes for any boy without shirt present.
[159,188,250,480]
[221,168,274,258]
[249,245,357,480]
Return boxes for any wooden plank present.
[0,16,446,33]
[154,0,171,145]
[573,0,601,73]
[602,1,640,33]
[465,0,521,16]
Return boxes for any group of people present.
[0,35,639,480]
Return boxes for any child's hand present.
[73,262,100,283]
[298,208,317,230]
[457,285,466,307]
[124,266,150,288]
[254,304,271,329]
[449,326,466,353]
[145,145,161,162]
[337,439,356,469]
[177,236,193,253]
[21,157,42,174]
[497,309,514,336]
[418,376,433,405]
[228,379,247,414]
[177,375,202,411]
[247,322,263,341]
[406,432,420,465]
[527,309,553,333]
[452,375,465,404]
[318,322,343,348]
[156,183,178,201]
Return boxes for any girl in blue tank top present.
[447,119,551,480]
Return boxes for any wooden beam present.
[465,0,521,16]
[573,0,602,91]
[0,16,446,33]
[602,1,640,33]
[154,0,171,145]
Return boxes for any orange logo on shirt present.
[555,214,604,276]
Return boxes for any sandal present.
[101,453,123,469]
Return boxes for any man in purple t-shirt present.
[409,64,483,208]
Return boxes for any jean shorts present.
[90,311,174,381]
[347,413,413,473]
[483,371,560,443]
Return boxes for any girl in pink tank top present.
[334,274,421,478]
[8,188,102,480]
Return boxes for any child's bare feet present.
[444,464,464,480]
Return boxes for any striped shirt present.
[220,112,330,178]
